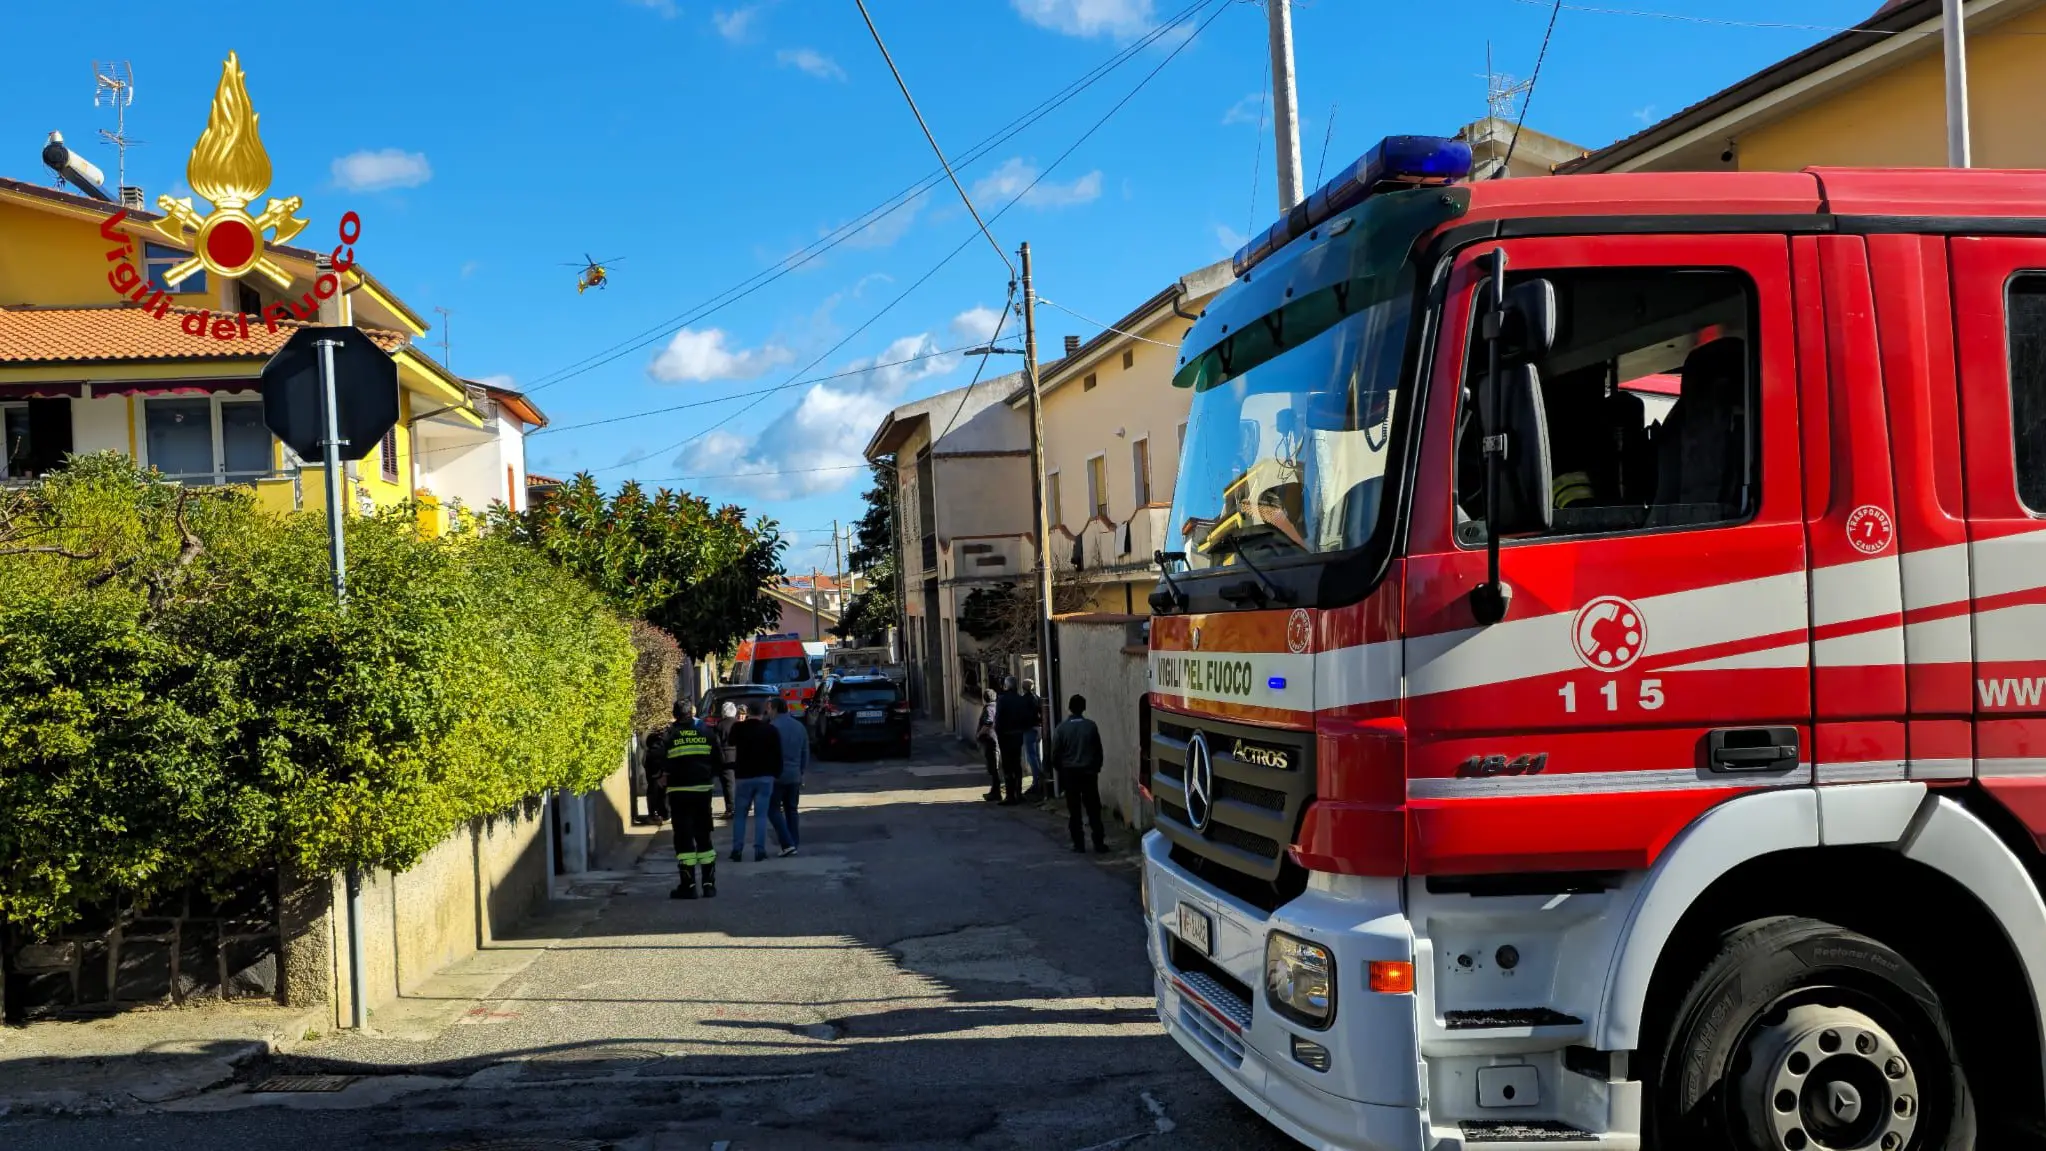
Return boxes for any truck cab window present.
[2008,274,2046,512]
[1455,267,1757,542]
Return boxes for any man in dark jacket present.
[993,676,1033,805]
[651,701,720,899]
[1050,694,1109,853]
[727,704,783,862]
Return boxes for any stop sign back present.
[260,326,399,462]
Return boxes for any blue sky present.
[7,0,1881,570]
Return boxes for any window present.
[380,426,400,481]
[1122,348,1135,370]
[751,656,811,685]
[1087,454,1109,520]
[2009,275,2046,510]
[1132,437,1151,506]
[1083,373,1098,391]
[142,396,272,483]
[1455,267,1757,542]
[1,404,30,478]
[1047,471,1063,527]
[142,242,206,294]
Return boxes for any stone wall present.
[7,875,281,1018]
[1053,614,1153,831]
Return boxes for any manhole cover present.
[252,1074,359,1093]
[440,1142,607,1151]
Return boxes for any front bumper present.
[1143,832,1426,1151]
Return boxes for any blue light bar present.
[1231,134,1474,278]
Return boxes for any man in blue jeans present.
[726,704,782,862]
[766,697,808,856]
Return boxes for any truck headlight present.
[1264,931,1335,1029]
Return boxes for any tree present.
[835,463,899,644]
[499,473,785,659]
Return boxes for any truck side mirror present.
[1487,364,1554,538]
[1497,278,1557,366]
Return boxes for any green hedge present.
[0,454,634,935]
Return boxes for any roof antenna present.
[92,60,143,198]
[1480,43,1530,180]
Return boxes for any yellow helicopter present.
[563,253,626,294]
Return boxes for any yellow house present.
[0,174,524,531]
[1561,0,2046,173]
[1018,258,1232,616]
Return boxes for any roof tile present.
[0,303,407,365]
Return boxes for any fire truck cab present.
[1143,136,2046,1150]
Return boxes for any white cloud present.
[681,333,960,498]
[1215,224,1247,254]
[648,328,796,383]
[840,190,927,250]
[460,260,480,278]
[777,47,846,81]
[1632,104,1658,126]
[713,4,762,39]
[1222,93,1266,127]
[615,445,650,467]
[628,0,677,14]
[330,149,432,192]
[475,373,517,390]
[971,157,1103,210]
[949,304,1007,346]
[1011,0,1155,38]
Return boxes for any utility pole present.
[434,306,453,371]
[832,519,847,613]
[1020,242,1059,728]
[1944,0,1972,167]
[810,567,823,641]
[1266,0,1305,210]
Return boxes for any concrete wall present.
[288,759,636,1030]
[1055,615,1152,831]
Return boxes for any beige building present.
[1561,0,2046,173]
[1019,258,1233,617]
[1459,117,1587,179]
[864,373,1034,737]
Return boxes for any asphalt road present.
[0,726,1300,1151]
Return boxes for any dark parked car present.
[808,675,910,758]
[699,683,780,719]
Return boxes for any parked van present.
[730,632,818,716]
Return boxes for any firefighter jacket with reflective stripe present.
[660,721,718,791]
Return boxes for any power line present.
[1035,296,1180,348]
[512,0,1216,399]
[933,282,1018,443]
[592,0,1233,480]
[1505,0,2046,37]
[1498,0,1563,178]
[854,0,1014,278]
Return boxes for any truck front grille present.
[1151,713,1312,909]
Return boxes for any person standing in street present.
[651,701,720,898]
[976,688,1000,803]
[714,700,741,819]
[766,697,808,857]
[994,676,1032,806]
[728,703,782,862]
[1020,679,1050,800]
[1050,694,1109,854]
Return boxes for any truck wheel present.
[1651,916,1975,1150]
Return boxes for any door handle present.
[1707,727,1800,773]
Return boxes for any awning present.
[89,379,259,398]
[0,382,82,399]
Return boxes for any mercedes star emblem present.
[1185,731,1215,833]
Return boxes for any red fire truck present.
[1143,135,2046,1150]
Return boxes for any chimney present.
[1063,334,1081,357]
[315,253,340,325]
[119,186,145,210]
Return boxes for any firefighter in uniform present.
[656,700,720,899]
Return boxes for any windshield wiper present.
[1219,545,1293,608]
[1150,550,1190,613]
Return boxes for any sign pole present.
[315,336,367,1030]
[316,338,350,604]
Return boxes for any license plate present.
[1177,903,1213,955]
[857,710,884,721]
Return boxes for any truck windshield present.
[1168,297,1411,568]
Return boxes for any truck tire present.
[1650,915,1975,1150]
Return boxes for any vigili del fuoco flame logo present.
[152,50,308,288]
[101,51,364,340]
